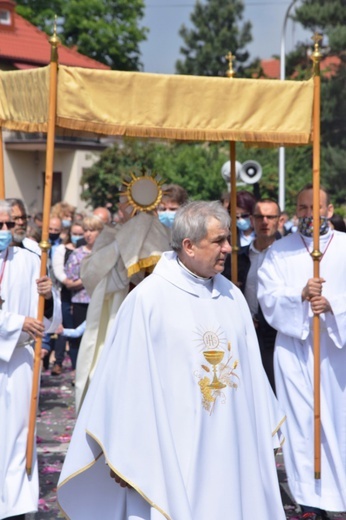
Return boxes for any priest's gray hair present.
[0,200,13,217]
[171,200,230,252]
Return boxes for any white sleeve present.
[52,244,68,283]
[258,248,310,340]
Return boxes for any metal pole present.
[279,0,300,210]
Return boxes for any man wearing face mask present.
[0,200,61,519]
[41,217,63,370]
[157,184,188,229]
[258,184,346,520]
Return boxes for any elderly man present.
[0,200,61,519]
[58,201,285,520]
[258,184,346,519]
[6,198,41,255]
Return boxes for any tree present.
[80,138,228,211]
[15,0,147,70]
[175,0,252,77]
[290,0,346,207]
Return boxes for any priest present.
[258,184,346,519]
[0,200,61,520]
[58,200,286,520]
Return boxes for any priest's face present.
[184,217,231,278]
[296,188,333,219]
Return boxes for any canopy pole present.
[311,33,322,481]
[230,141,238,284]
[26,22,60,476]
[225,52,238,285]
[0,129,5,198]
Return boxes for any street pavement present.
[26,355,346,520]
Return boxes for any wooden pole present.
[26,24,60,475]
[0,128,5,198]
[311,33,322,481]
[230,141,238,284]
[225,52,238,284]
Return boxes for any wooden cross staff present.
[26,24,60,475]
[311,32,323,480]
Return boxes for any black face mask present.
[49,232,60,242]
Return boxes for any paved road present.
[26,356,346,520]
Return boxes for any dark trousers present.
[255,313,277,395]
[69,302,88,369]
[54,299,74,366]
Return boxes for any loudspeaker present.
[239,160,262,185]
[221,160,242,184]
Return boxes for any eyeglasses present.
[0,221,15,229]
[13,215,27,222]
[253,214,279,221]
[235,213,250,219]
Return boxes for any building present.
[258,55,341,80]
[0,0,111,214]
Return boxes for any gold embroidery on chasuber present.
[195,330,239,414]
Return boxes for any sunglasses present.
[0,221,15,229]
[235,213,250,219]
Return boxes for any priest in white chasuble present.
[0,199,61,520]
[258,184,346,519]
[58,201,286,520]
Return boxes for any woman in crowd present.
[50,220,85,375]
[64,215,104,378]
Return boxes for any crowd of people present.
[1,183,346,520]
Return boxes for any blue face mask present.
[62,219,71,228]
[158,210,176,228]
[71,235,81,246]
[0,230,12,251]
[236,217,251,232]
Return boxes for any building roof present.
[0,1,109,70]
[260,59,280,79]
[259,56,340,80]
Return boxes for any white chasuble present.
[58,251,285,520]
[76,213,171,412]
[0,246,61,519]
[258,230,346,512]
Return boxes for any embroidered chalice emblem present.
[194,327,239,414]
[203,349,226,389]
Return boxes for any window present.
[0,10,11,25]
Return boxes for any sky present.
[140,0,312,74]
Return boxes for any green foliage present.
[289,0,346,207]
[15,0,147,70]
[235,144,313,216]
[80,139,228,211]
[81,139,319,218]
[175,0,252,77]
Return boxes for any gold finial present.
[310,32,322,77]
[225,51,235,78]
[49,15,60,63]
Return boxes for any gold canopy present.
[0,65,313,146]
